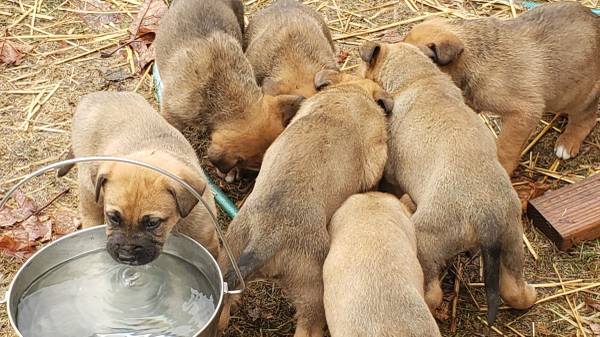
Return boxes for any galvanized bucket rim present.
[5,224,226,337]
[0,156,244,337]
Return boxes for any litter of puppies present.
[1,0,600,336]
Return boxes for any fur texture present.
[360,42,537,327]
[59,92,219,263]
[218,73,390,337]
[404,2,600,174]
[154,0,304,178]
[245,0,337,97]
[324,192,442,337]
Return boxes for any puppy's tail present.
[224,236,280,288]
[481,241,501,329]
[56,148,75,177]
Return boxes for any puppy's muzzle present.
[107,242,159,266]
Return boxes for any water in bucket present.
[16,250,216,337]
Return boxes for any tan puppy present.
[324,192,442,337]
[219,72,392,337]
[58,92,219,264]
[404,2,600,175]
[360,42,537,327]
[245,0,338,98]
[154,0,304,180]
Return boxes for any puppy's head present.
[403,19,464,66]
[94,152,207,265]
[314,69,394,115]
[208,93,304,176]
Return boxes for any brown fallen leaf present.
[127,0,168,71]
[513,178,551,213]
[0,39,33,66]
[433,301,450,321]
[51,207,81,236]
[591,323,600,337]
[585,297,600,311]
[337,50,349,64]
[0,191,38,227]
[21,216,52,243]
[74,0,123,32]
[380,29,403,43]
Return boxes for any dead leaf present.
[0,191,38,227]
[75,0,122,32]
[126,0,167,71]
[433,302,450,321]
[381,29,403,43]
[513,178,550,213]
[0,39,33,66]
[51,208,81,236]
[21,216,52,243]
[337,50,349,64]
[128,0,167,38]
[130,41,156,70]
[585,297,600,311]
[591,324,600,337]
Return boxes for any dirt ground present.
[1,0,600,336]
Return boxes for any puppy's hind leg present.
[555,98,598,160]
[284,256,326,337]
[414,231,445,312]
[498,217,537,310]
[496,107,542,176]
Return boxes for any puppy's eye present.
[106,211,121,226]
[143,217,163,231]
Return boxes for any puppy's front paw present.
[554,134,582,160]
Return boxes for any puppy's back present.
[155,0,243,64]
[71,92,198,167]
[324,192,441,337]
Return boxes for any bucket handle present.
[0,156,245,295]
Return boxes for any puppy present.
[154,0,304,180]
[219,71,392,337]
[360,41,537,327]
[245,0,338,98]
[324,192,441,337]
[58,92,219,265]
[404,2,600,175]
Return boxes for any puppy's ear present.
[374,89,394,115]
[314,69,341,91]
[167,167,207,218]
[94,173,107,203]
[426,35,463,66]
[275,94,305,126]
[359,41,381,65]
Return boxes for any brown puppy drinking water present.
[324,192,442,337]
[219,72,392,337]
[245,0,338,98]
[360,41,537,327]
[58,92,219,265]
[403,2,600,175]
[154,0,304,181]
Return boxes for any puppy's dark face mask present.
[94,158,206,265]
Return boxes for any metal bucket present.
[0,156,245,337]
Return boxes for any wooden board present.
[527,173,600,251]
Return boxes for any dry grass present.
[1,0,600,336]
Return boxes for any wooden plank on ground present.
[527,173,600,251]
